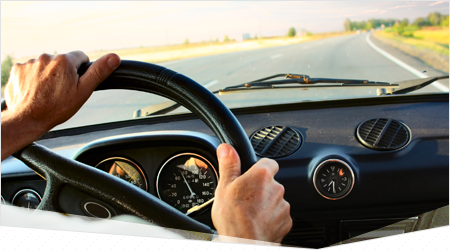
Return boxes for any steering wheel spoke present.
[4,60,257,236]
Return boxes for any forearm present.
[1,110,46,161]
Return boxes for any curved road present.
[56,33,449,130]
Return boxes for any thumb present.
[217,143,241,184]
[78,53,121,93]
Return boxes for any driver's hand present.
[1,51,120,160]
[212,143,293,243]
[4,51,120,132]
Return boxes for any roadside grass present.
[13,32,349,64]
[376,27,449,56]
[85,32,348,63]
[373,29,449,73]
[3,32,349,97]
[413,28,449,45]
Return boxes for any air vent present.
[356,118,411,150]
[250,126,302,158]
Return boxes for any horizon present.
[1,1,449,60]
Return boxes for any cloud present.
[390,4,417,9]
[378,10,388,14]
[428,1,446,6]
[363,9,379,13]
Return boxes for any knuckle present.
[276,182,285,196]
[54,53,68,62]
[259,157,279,171]
[26,59,36,64]
[37,53,52,62]
[11,63,22,72]
[254,166,270,179]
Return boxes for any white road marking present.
[365,33,448,92]
[203,80,219,89]
[270,53,282,59]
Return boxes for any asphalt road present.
[55,33,449,130]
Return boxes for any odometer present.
[157,153,218,214]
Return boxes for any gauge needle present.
[186,198,215,216]
[332,181,336,194]
[180,171,196,198]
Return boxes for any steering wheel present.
[2,60,257,236]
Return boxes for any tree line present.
[344,12,449,32]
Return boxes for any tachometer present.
[157,153,218,214]
[96,157,148,191]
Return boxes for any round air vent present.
[356,118,411,151]
[250,126,302,158]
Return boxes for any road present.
[55,33,449,130]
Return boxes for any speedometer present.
[156,153,218,214]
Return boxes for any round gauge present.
[157,153,218,214]
[11,189,42,209]
[1,195,5,204]
[313,159,355,200]
[96,157,148,191]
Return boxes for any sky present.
[1,1,449,60]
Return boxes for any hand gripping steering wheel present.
[1,60,257,236]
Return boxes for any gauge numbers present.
[313,159,354,200]
[157,153,218,214]
[96,157,148,191]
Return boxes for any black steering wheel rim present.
[2,60,257,235]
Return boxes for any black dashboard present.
[2,93,448,248]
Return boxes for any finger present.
[66,50,90,70]
[217,143,241,184]
[78,53,120,93]
[254,158,279,177]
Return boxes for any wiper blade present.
[391,75,449,94]
[220,73,395,94]
[133,74,448,118]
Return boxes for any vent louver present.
[356,118,411,150]
[250,126,302,158]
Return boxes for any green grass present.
[377,27,449,55]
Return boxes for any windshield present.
[1,1,448,130]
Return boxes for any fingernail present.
[217,145,230,159]
[107,55,120,68]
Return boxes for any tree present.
[183,39,189,45]
[400,18,409,28]
[427,12,441,26]
[287,27,296,37]
[441,15,449,27]
[1,55,14,87]
[344,18,351,32]
[223,35,230,42]
[413,17,427,28]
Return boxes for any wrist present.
[1,110,48,160]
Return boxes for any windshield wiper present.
[133,74,448,118]
[219,73,394,93]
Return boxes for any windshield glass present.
[1,1,448,130]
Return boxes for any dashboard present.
[2,93,449,248]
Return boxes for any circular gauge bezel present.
[1,195,6,204]
[313,159,355,200]
[95,157,148,191]
[83,201,113,219]
[11,189,42,207]
[156,152,219,211]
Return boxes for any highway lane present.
[54,33,449,130]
